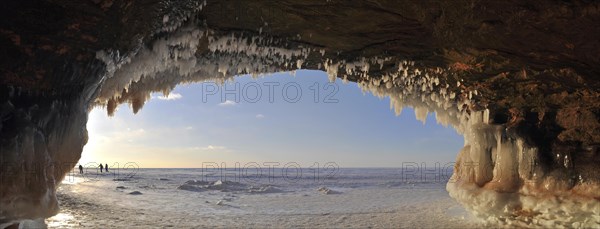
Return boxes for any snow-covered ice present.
[47,168,482,228]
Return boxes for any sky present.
[81,70,463,168]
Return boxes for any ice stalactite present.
[94,21,313,115]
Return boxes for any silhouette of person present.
[79,164,83,174]
[105,163,109,173]
[99,163,104,173]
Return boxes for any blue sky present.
[81,70,463,168]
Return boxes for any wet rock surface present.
[1,0,599,226]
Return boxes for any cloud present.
[185,126,194,130]
[193,145,227,151]
[218,100,237,106]
[157,93,182,100]
[255,114,265,119]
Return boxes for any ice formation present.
[90,17,600,228]
[176,180,282,194]
[317,187,341,195]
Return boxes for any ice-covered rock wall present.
[0,69,102,227]
[447,116,600,227]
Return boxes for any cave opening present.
[43,70,473,228]
[81,71,463,169]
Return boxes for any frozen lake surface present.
[46,168,482,228]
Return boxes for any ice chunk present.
[177,184,206,192]
[317,187,341,195]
